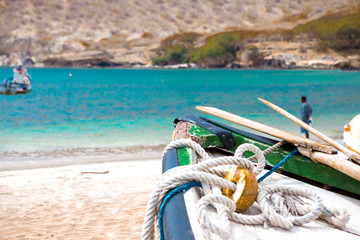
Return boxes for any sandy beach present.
[0,159,161,240]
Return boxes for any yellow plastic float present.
[222,166,258,212]
[344,114,360,155]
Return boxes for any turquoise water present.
[0,68,359,161]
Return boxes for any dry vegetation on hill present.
[0,0,359,68]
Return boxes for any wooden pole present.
[195,106,360,182]
[258,98,360,163]
[195,106,336,154]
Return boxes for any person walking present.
[300,96,312,138]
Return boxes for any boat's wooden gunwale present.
[195,106,337,154]
[172,144,360,240]
[175,118,360,196]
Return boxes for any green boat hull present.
[173,115,360,196]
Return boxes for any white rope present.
[142,139,349,240]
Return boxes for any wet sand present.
[0,159,161,240]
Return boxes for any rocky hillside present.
[0,0,359,68]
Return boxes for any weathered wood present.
[195,106,336,154]
[297,146,360,182]
[80,171,109,175]
[258,98,360,163]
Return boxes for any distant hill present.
[0,0,359,69]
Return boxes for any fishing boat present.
[1,65,32,95]
[142,106,360,240]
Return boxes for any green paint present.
[177,147,191,166]
[187,125,222,148]
[183,122,360,196]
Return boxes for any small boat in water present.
[1,65,32,95]
[142,109,360,240]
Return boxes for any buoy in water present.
[222,166,258,212]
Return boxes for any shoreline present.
[0,150,163,172]
[1,65,360,71]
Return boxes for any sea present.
[0,68,359,169]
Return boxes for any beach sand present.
[0,159,161,240]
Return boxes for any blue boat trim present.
[162,148,179,173]
[159,181,202,240]
[161,149,197,240]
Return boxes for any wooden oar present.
[195,106,336,154]
[196,106,360,182]
[258,98,360,163]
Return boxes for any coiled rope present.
[142,139,349,240]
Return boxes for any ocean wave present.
[0,144,167,160]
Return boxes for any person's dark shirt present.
[301,102,312,122]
